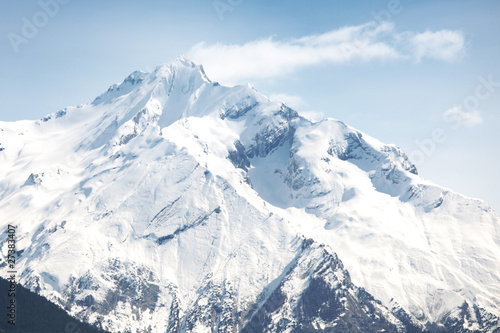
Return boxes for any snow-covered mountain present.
[1,57,499,332]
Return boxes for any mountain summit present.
[1,58,499,332]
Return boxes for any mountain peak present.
[92,58,211,107]
[152,56,210,81]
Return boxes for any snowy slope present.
[0,57,499,332]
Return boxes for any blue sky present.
[1,0,499,212]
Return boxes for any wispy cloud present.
[269,93,324,120]
[187,22,464,84]
[443,106,483,127]
[269,93,306,110]
[298,110,325,122]
[410,30,464,62]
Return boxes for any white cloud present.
[410,30,464,62]
[443,106,483,127]
[187,22,464,84]
[269,93,324,120]
[269,93,306,110]
[298,110,326,122]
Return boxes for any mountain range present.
[0,57,499,332]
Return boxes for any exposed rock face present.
[241,240,406,333]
